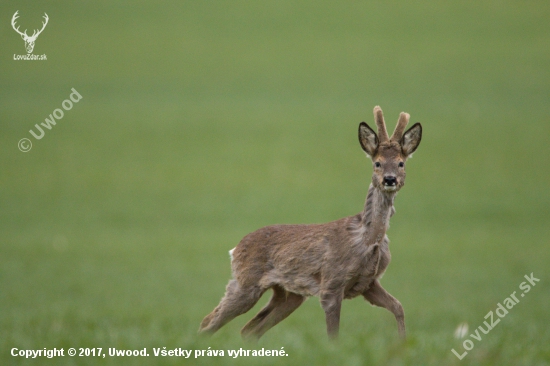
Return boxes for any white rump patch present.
[229,247,235,261]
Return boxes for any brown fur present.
[199,106,422,340]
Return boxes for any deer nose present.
[384,176,397,186]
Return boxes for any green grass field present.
[1,1,550,365]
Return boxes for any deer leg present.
[251,292,304,339]
[199,279,263,335]
[241,286,305,340]
[240,285,284,337]
[362,280,405,338]
[320,290,344,340]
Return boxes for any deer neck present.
[360,183,395,244]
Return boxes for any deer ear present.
[401,122,422,157]
[358,122,378,158]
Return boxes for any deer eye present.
[398,162,404,168]
[375,162,381,168]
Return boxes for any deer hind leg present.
[241,285,305,340]
[362,279,405,338]
[199,279,263,335]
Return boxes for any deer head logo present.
[11,11,49,54]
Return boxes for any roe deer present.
[199,106,422,340]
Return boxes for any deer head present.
[11,11,49,54]
[358,106,422,193]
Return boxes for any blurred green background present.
[1,1,549,365]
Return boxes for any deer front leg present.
[362,280,405,338]
[320,290,344,340]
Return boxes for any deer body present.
[199,106,422,340]
[232,184,392,299]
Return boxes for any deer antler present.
[373,106,390,143]
[11,11,28,38]
[29,13,49,39]
[390,112,410,142]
